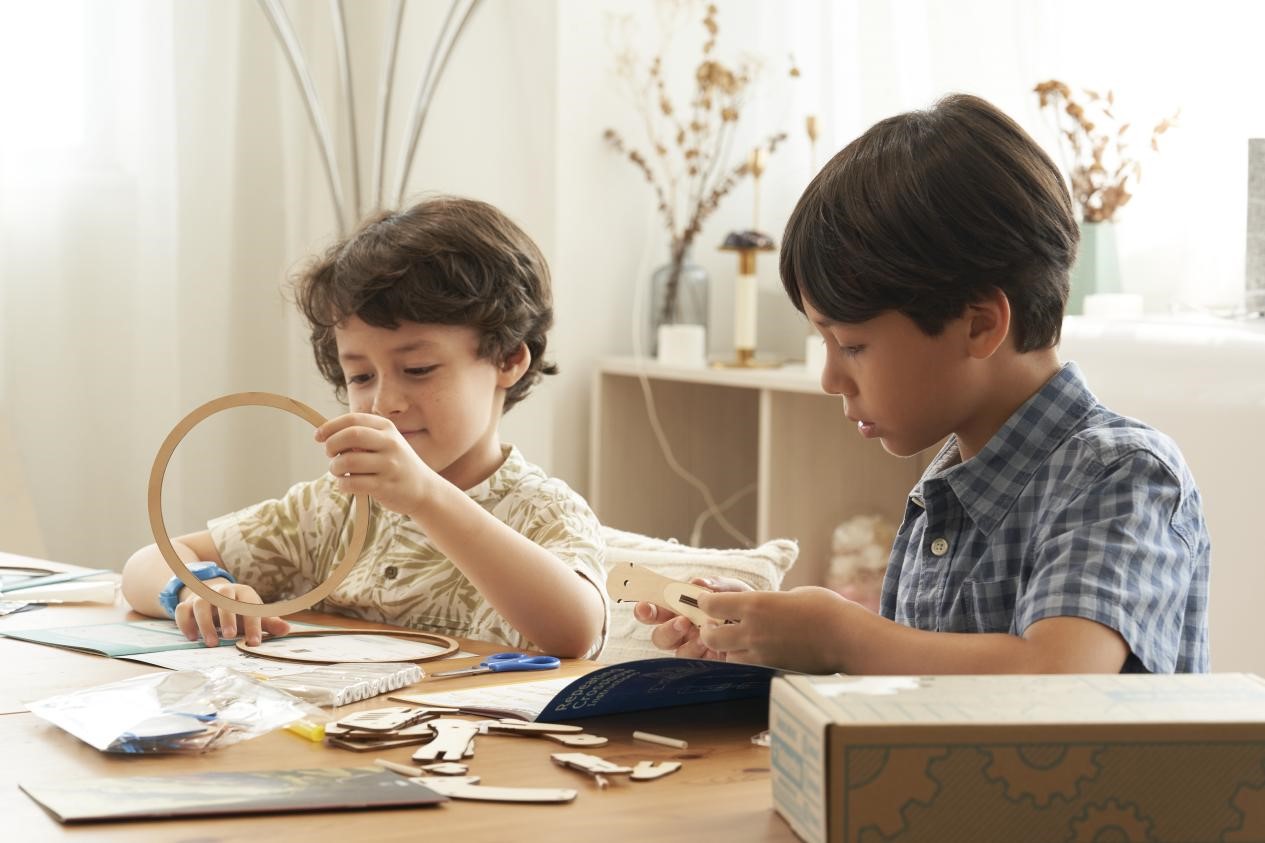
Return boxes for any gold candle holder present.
[714,238,778,369]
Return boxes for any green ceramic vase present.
[1066,221,1122,315]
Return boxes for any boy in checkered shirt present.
[638,94,1209,674]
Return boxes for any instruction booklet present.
[395,656,781,722]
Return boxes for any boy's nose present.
[371,380,407,416]
[820,364,857,398]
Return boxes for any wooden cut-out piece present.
[148,392,369,618]
[415,780,577,803]
[481,720,583,735]
[336,706,419,732]
[631,761,682,781]
[412,719,480,762]
[605,562,714,626]
[326,735,431,752]
[550,752,633,775]
[420,762,469,775]
[236,628,458,664]
[542,732,608,747]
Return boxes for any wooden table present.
[0,595,795,841]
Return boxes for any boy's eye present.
[345,373,372,385]
[840,345,865,358]
[405,365,438,377]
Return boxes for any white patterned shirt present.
[209,445,608,658]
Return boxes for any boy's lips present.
[846,413,878,438]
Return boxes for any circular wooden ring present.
[148,391,369,618]
[236,628,460,664]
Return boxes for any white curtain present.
[801,0,1265,312]
[0,1,330,567]
[0,0,561,570]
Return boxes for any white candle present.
[734,272,758,350]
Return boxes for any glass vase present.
[1067,221,1122,315]
[646,254,709,357]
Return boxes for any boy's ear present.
[965,287,1012,359]
[496,343,532,388]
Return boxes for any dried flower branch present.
[605,1,794,325]
[1034,80,1179,223]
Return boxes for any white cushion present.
[597,526,798,664]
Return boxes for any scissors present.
[430,652,561,679]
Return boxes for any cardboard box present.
[770,673,1265,843]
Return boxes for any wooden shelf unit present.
[589,357,933,588]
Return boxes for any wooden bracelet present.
[147,392,368,618]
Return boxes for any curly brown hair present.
[781,94,1078,352]
[292,196,558,412]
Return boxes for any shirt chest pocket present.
[961,575,1021,634]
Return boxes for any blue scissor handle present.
[482,652,561,672]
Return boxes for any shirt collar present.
[464,444,519,502]
[910,362,1099,534]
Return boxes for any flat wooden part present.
[605,561,713,626]
[542,732,608,747]
[236,628,459,664]
[326,735,431,752]
[550,752,633,775]
[631,761,683,781]
[417,779,576,803]
[484,720,583,735]
[419,762,469,775]
[147,392,369,618]
[412,719,481,762]
[336,707,418,732]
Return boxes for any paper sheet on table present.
[1,619,330,657]
[394,676,575,721]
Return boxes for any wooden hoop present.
[148,392,369,618]
[236,628,460,664]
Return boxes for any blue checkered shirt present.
[880,362,1209,673]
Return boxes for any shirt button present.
[383,566,399,580]
[930,538,949,557]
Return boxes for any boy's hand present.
[695,586,853,674]
[175,581,290,647]
[316,412,438,516]
[632,576,752,661]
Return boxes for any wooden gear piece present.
[148,392,369,618]
[235,628,458,664]
[605,561,714,626]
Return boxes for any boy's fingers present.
[174,603,198,640]
[699,621,745,653]
[650,616,695,652]
[191,600,219,647]
[244,615,264,647]
[634,601,675,624]
[262,617,291,637]
[219,609,237,640]
[697,590,748,619]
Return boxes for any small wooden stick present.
[605,562,713,626]
[632,730,688,749]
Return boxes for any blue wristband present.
[158,561,236,619]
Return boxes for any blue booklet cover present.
[533,657,780,723]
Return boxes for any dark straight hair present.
[780,94,1078,351]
